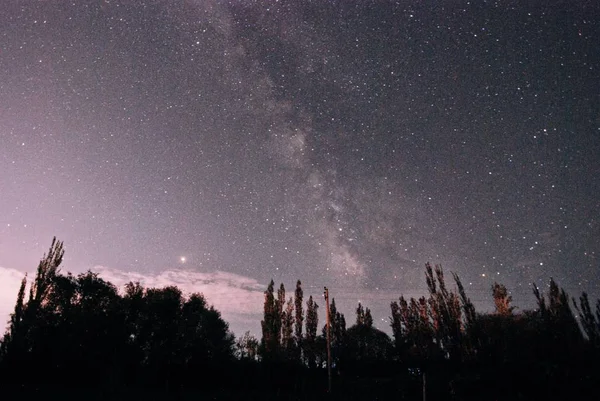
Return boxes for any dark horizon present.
[1,238,598,400]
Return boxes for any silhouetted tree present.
[5,240,600,400]
[282,297,295,353]
[343,302,392,365]
[179,292,234,386]
[260,279,281,360]
[492,282,515,316]
[294,280,304,354]
[391,264,476,365]
[0,238,65,386]
[390,295,436,362]
[356,302,365,326]
[327,298,346,344]
[236,331,259,360]
[304,295,319,368]
[0,274,27,365]
[426,263,464,360]
[365,307,373,328]
[322,298,346,367]
[533,279,583,348]
[573,292,600,346]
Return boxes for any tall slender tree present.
[282,297,295,352]
[294,280,304,347]
[573,292,600,346]
[0,238,65,382]
[261,279,281,359]
[344,302,392,363]
[533,279,583,347]
[492,282,515,316]
[364,307,373,329]
[236,331,259,360]
[356,302,365,326]
[304,295,319,368]
[0,275,27,360]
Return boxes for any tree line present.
[1,238,599,400]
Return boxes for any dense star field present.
[1,1,599,336]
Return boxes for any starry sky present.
[1,0,599,336]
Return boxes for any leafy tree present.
[573,292,600,346]
[356,302,365,326]
[0,238,65,386]
[322,298,346,367]
[327,298,346,345]
[425,263,465,360]
[29,237,64,306]
[0,238,236,395]
[344,324,393,363]
[304,295,319,368]
[343,302,392,365]
[390,295,437,362]
[236,331,259,360]
[260,279,281,359]
[391,263,475,364]
[454,272,477,329]
[0,275,27,364]
[365,307,373,328]
[138,286,183,388]
[533,279,583,348]
[492,282,515,316]
[277,283,286,317]
[294,280,304,349]
[179,292,234,384]
[282,297,295,353]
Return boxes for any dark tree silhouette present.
[322,298,346,368]
[492,282,515,316]
[304,295,319,368]
[282,296,295,354]
[3,240,600,400]
[236,331,259,360]
[343,302,392,365]
[0,238,235,395]
[0,274,27,361]
[260,279,281,360]
[574,292,600,346]
[294,280,304,354]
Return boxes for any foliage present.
[0,238,234,392]
[2,241,600,400]
[304,294,319,368]
[294,280,304,353]
[259,279,280,359]
[574,292,600,346]
[492,282,515,316]
[235,331,259,360]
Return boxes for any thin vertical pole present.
[422,371,426,401]
[324,287,332,393]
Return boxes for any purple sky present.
[1,1,599,337]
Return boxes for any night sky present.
[1,0,599,336]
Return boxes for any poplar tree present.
[304,295,319,368]
[282,297,295,352]
[294,280,304,346]
[261,279,281,359]
[492,282,514,316]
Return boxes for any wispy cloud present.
[92,266,265,317]
[0,265,266,337]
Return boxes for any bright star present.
[180,256,186,263]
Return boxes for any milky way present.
[1,1,599,336]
